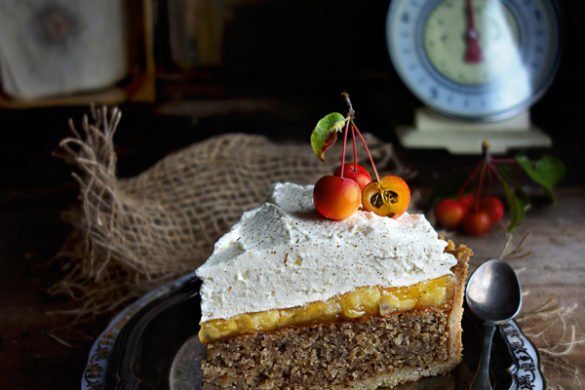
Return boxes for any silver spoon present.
[465,259,522,390]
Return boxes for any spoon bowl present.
[466,259,522,322]
[465,259,522,390]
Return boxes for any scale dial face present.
[386,0,561,121]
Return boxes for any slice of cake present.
[196,182,471,389]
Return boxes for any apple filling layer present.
[199,274,455,344]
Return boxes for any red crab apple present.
[479,196,504,223]
[334,163,372,191]
[457,193,475,212]
[462,209,492,236]
[435,198,465,228]
[313,175,361,220]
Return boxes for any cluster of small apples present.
[314,164,410,221]
[435,194,504,235]
[311,93,410,221]
[434,140,565,235]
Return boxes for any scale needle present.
[464,0,484,63]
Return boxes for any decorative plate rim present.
[81,273,195,390]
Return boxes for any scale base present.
[396,108,552,154]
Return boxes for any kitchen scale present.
[386,0,562,154]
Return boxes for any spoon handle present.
[471,321,495,390]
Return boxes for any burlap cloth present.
[51,106,410,317]
[52,106,583,388]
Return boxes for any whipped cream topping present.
[196,182,457,322]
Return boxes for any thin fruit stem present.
[342,91,355,120]
[487,162,493,196]
[473,140,491,206]
[456,161,482,199]
[488,162,508,187]
[481,140,490,160]
[340,118,351,178]
[352,121,381,182]
[351,124,358,171]
[475,161,487,210]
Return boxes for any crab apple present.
[462,209,492,236]
[362,175,411,218]
[457,193,475,212]
[334,163,372,191]
[435,199,465,229]
[479,196,504,223]
[313,175,361,220]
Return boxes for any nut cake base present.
[201,250,469,390]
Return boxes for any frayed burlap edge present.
[48,106,157,318]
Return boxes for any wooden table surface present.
[452,187,585,389]
[1,106,584,389]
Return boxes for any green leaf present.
[503,181,525,232]
[310,112,346,161]
[515,186,530,206]
[515,155,566,202]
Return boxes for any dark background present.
[0,0,583,388]
[2,0,584,186]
